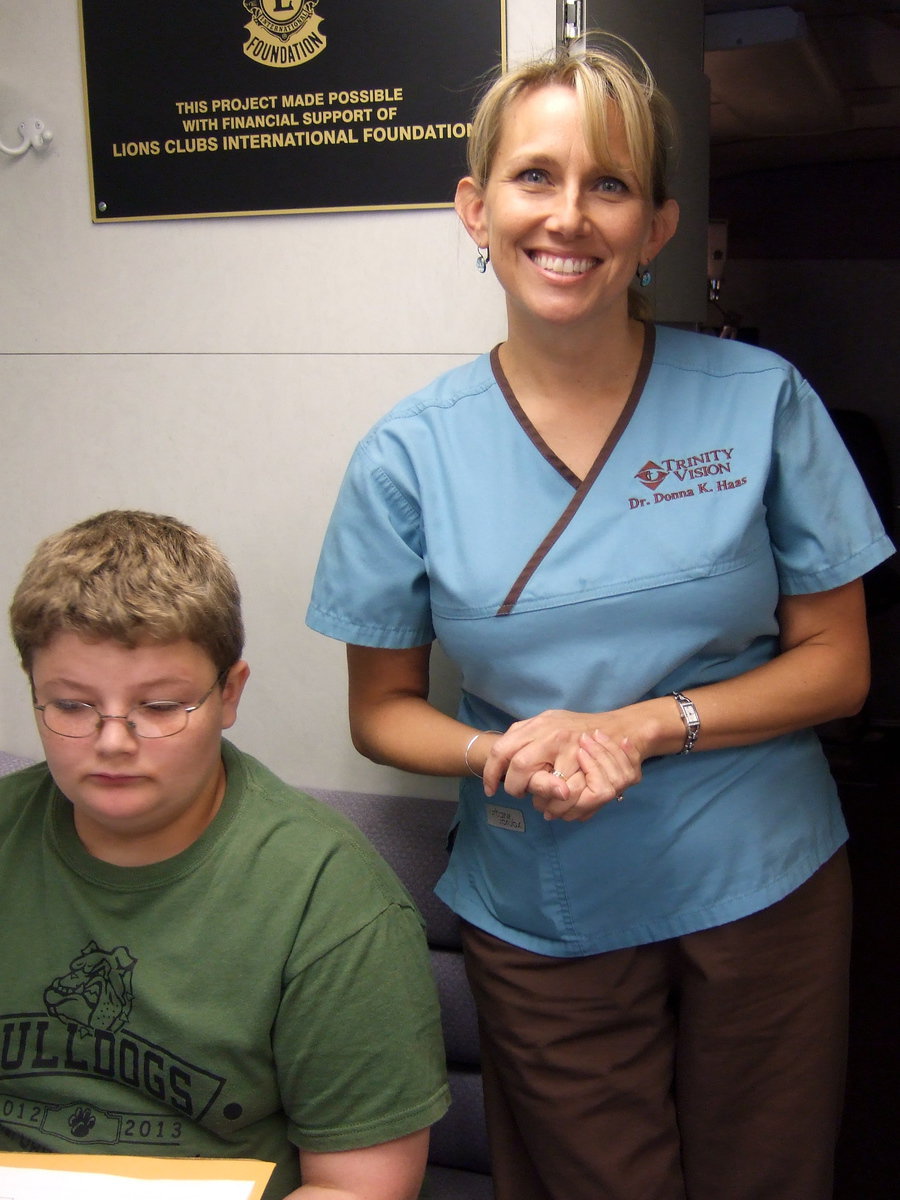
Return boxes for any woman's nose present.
[546,187,589,236]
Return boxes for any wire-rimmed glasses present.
[34,668,229,739]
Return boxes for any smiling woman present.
[454,83,678,351]
[305,36,894,1200]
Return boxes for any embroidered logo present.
[243,0,326,68]
[634,460,669,491]
[629,447,747,510]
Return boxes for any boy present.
[0,510,449,1200]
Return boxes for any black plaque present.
[79,1,506,222]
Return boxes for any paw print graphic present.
[69,1106,96,1138]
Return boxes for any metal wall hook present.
[0,116,53,158]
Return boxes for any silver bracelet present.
[671,692,700,754]
[464,730,501,777]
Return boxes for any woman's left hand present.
[537,729,642,821]
[482,711,644,821]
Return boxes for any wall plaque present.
[79,1,506,222]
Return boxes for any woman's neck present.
[499,312,647,409]
[495,315,650,481]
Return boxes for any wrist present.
[463,729,501,778]
[621,698,689,759]
[671,691,701,754]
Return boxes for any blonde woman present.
[307,38,893,1200]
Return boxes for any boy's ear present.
[220,660,250,730]
[455,176,487,246]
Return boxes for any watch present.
[671,691,700,754]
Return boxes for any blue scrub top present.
[307,325,894,955]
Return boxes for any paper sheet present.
[0,1152,274,1200]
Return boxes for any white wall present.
[0,1,558,795]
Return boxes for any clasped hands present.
[481,709,643,822]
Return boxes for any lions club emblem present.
[243,0,327,67]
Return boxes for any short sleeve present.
[765,375,895,594]
[275,902,450,1151]
[306,443,435,647]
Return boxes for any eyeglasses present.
[33,669,229,739]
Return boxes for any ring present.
[551,769,567,780]
[616,794,624,803]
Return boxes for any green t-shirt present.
[0,740,449,1198]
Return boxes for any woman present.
[306,39,894,1200]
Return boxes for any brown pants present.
[461,850,851,1200]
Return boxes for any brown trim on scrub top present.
[491,324,655,618]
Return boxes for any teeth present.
[531,253,597,275]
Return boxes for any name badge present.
[486,804,526,833]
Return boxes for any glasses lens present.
[40,701,189,738]
[128,703,189,738]
[42,701,98,737]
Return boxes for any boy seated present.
[0,510,449,1200]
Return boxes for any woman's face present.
[456,84,678,335]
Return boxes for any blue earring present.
[476,246,490,273]
[637,264,653,287]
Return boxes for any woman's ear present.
[455,176,487,245]
[642,197,680,263]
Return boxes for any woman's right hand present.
[537,730,642,821]
[482,713,644,821]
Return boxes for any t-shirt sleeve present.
[306,443,435,647]
[274,901,450,1152]
[764,374,895,594]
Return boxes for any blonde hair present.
[466,37,677,318]
[10,510,243,675]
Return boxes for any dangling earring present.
[476,246,490,273]
[636,263,653,287]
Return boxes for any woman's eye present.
[519,168,548,185]
[596,176,628,195]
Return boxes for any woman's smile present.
[528,251,601,276]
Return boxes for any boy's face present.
[30,633,248,866]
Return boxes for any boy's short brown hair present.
[10,510,244,674]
